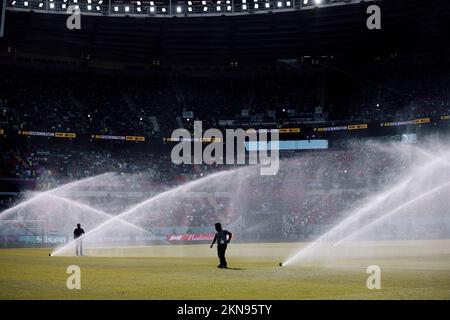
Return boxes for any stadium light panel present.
[87,5,92,10]
[286,1,291,6]
[314,0,321,4]
[254,3,258,8]
[24,1,28,6]
[265,2,270,8]
[216,6,221,11]
[11,0,16,5]
[137,6,141,12]
[242,0,246,3]
[303,0,308,4]
[188,1,192,5]
[162,7,167,13]
[98,0,103,3]
[38,2,43,7]
[87,0,91,4]
[150,1,154,5]
[150,6,155,12]
[176,6,182,13]
[125,6,130,12]
[114,6,118,11]
[137,1,141,5]
[188,7,192,12]
[203,6,208,11]
[62,3,66,8]
[277,1,282,7]
[242,4,247,9]
[96,5,100,10]
[73,0,77,3]
[226,5,231,10]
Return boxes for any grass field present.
[1,242,450,299]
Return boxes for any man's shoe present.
[217,265,224,268]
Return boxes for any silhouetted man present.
[210,223,232,268]
[74,223,85,256]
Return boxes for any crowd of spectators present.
[1,61,448,137]
[1,60,449,240]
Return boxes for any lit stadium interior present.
[0,0,449,303]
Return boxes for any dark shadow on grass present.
[224,267,245,270]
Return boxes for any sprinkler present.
[279,262,283,267]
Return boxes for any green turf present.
[0,243,449,299]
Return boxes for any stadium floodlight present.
[286,1,291,6]
[150,6,155,12]
[242,4,247,9]
[137,1,141,5]
[137,7,141,12]
[188,7,192,12]
[63,0,67,2]
[303,0,308,4]
[98,0,103,4]
[87,0,91,3]
[254,3,258,8]
[265,2,270,8]
[176,6,182,13]
[96,5,100,10]
[73,0,77,3]
[87,4,92,10]
[242,0,246,3]
[150,1,154,5]
[62,3,67,9]
[11,0,16,5]
[49,3,55,8]
[24,1,28,6]
[226,5,231,10]
[203,6,208,11]
[38,2,43,7]
[202,0,206,5]
[188,1,192,5]
[125,6,130,12]
[277,1,282,7]
[314,0,321,4]
[216,5,220,11]
[162,7,167,13]
[114,6,119,11]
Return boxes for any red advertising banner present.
[166,233,215,241]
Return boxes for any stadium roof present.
[1,0,449,66]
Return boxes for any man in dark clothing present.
[210,223,232,268]
[73,223,85,256]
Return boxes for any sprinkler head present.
[279,262,283,267]
[48,253,51,256]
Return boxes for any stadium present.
[0,0,450,301]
